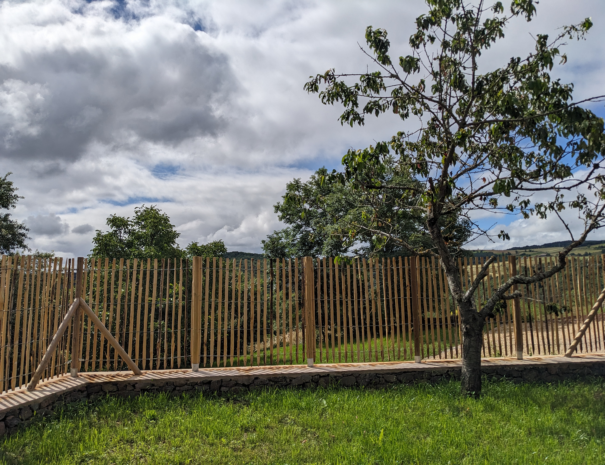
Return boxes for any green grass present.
[3,379,605,464]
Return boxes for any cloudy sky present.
[1,0,605,257]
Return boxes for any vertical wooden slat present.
[256,260,262,366]
[526,257,539,354]
[345,263,354,362]
[216,258,224,366]
[230,259,236,366]
[105,259,116,369]
[70,257,84,377]
[554,257,567,352]
[421,257,430,358]
[134,259,145,366]
[567,257,579,351]
[222,259,229,367]
[437,257,448,359]
[272,259,277,365]
[243,260,249,366]
[361,259,373,361]
[0,257,11,391]
[385,259,395,361]
[546,256,560,353]
[127,259,138,361]
[540,258,553,354]
[508,256,523,359]
[147,259,158,370]
[395,257,405,360]
[209,258,217,366]
[113,259,124,369]
[327,258,335,362]
[35,259,47,375]
[97,258,108,370]
[28,259,43,379]
[162,259,170,369]
[432,257,443,359]
[51,259,66,378]
[335,260,343,362]
[37,259,50,376]
[288,258,294,364]
[281,258,287,364]
[177,259,184,368]
[48,258,63,378]
[11,256,27,390]
[269,259,274,365]
[321,258,329,363]
[236,260,242,366]
[295,258,300,365]
[142,259,151,370]
[586,256,597,352]
[191,256,201,369]
[353,260,362,362]
[156,259,166,370]
[402,257,411,360]
[524,256,536,354]
[201,257,210,368]
[592,256,605,350]
[29,259,43,376]
[492,257,504,357]
[90,259,101,371]
[410,256,422,362]
[582,257,594,352]
[372,259,381,361]
[303,257,316,365]
[438,260,453,358]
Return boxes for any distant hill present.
[472,240,605,258]
[224,251,265,260]
[507,240,605,250]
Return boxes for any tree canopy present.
[263,164,471,258]
[185,240,227,258]
[91,205,183,259]
[0,173,29,255]
[304,0,605,395]
[91,205,229,260]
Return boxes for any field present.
[474,241,605,257]
[2,379,605,464]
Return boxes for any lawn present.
[2,379,605,464]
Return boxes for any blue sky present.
[1,0,604,256]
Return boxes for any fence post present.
[410,256,422,363]
[71,257,84,377]
[303,257,316,366]
[191,257,201,371]
[509,255,523,360]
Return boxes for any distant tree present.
[32,250,55,259]
[0,173,29,254]
[305,0,605,395]
[91,205,183,259]
[186,240,227,258]
[263,165,471,258]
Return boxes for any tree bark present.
[460,302,485,398]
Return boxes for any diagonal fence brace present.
[27,299,80,391]
[27,297,142,391]
[565,287,605,357]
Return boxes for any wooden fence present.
[1,254,604,393]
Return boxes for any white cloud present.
[1,0,605,257]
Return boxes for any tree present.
[0,173,29,254]
[91,205,184,259]
[185,240,227,258]
[263,165,471,258]
[305,0,605,396]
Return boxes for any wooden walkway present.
[2,353,605,415]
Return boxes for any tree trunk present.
[460,303,485,398]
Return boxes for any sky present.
[1,0,605,257]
